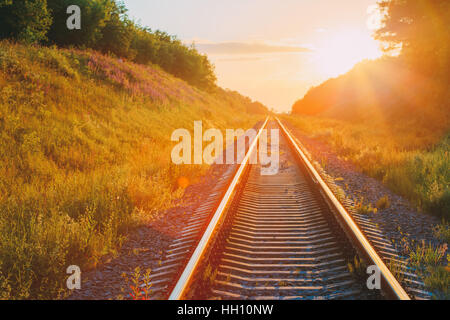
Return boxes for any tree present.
[0,0,52,43]
[375,0,450,77]
[151,33,217,90]
[46,0,114,47]
[131,27,159,65]
[95,1,135,59]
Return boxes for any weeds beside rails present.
[120,267,153,300]
[353,197,377,215]
[282,115,449,219]
[399,237,449,299]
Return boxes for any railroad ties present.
[209,128,369,299]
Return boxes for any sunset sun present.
[313,28,383,78]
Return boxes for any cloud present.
[216,57,263,62]
[195,42,312,55]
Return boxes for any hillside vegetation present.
[292,57,448,131]
[0,41,265,299]
[289,0,449,218]
[0,0,216,90]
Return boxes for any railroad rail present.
[164,117,411,300]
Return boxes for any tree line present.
[0,0,216,90]
[375,0,449,81]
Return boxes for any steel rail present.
[168,117,269,300]
[275,117,410,300]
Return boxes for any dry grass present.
[0,41,264,299]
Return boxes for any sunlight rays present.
[312,28,383,79]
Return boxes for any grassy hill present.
[0,41,266,299]
[288,57,449,218]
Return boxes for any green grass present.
[409,242,446,268]
[0,41,264,299]
[407,241,449,299]
[423,266,449,299]
[283,114,449,219]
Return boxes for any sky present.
[123,0,383,112]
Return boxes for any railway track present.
[150,117,421,300]
[206,138,369,300]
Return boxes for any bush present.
[46,0,113,47]
[0,0,52,43]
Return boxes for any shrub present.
[0,0,52,43]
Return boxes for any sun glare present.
[313,28,383,79]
